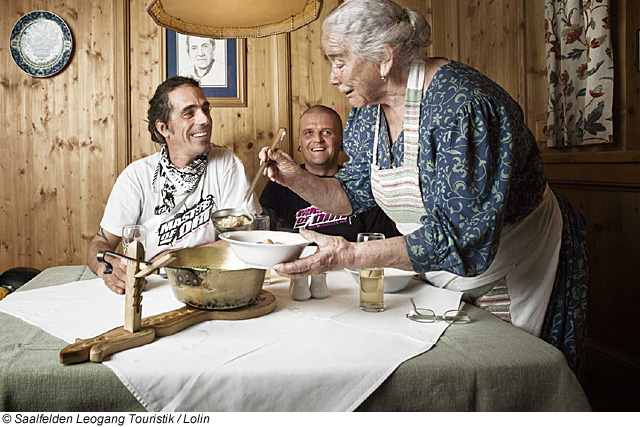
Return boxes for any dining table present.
[0,265,591,412]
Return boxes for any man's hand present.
[259,147,300,188]
[87,227,126,295]
[98,257,127,294]
[273,228,355,278]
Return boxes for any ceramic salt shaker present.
[310,273,329,299]
[289,276,311,301]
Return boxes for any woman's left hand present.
[273,228,355,278]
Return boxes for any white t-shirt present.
[100,147,261,260]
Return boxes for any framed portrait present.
[164,30,247,107]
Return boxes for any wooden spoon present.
[243,128,287,206]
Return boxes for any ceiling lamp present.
[147,0,323,38]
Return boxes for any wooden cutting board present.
[59,290,276,365]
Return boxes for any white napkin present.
[0,272,462,411]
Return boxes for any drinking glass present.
[253,214,272,284]
[122,225,146,258]
[357,232,385,312]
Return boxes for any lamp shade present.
[147,0,323,38]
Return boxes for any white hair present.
[322,0,432,71]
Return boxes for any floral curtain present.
[544,0,614,147]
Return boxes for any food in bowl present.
[258,239,284,244]
[219,231,311,269]
[344,267,421,293]
[165,246,265,310]
[215,215,252,228]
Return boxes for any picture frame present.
[164,30,247,107]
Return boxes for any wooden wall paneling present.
[524,0,550,142]
[545,162,640,187]
[429,0,460,59]
[56,2,78,267]
[612,0,640,151]
[240,36,284,195]
[456,0,524,103]
[515,0,527,114]
[422,0,435,58]
[0,4,14,269]
[457,0,482,75]
[275,34,293,156]
[114,0,131,175]
[612,0,628,151]
[130,0,164,163]
[64,0,118,266]
[0,1,32,270]
[82,0,120,264]
[0,0,118,271]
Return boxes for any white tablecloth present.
[0,270,462,411]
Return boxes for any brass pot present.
[166,246,265,310]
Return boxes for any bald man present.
[260,105,398,241]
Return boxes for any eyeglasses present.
[406,298,470,324]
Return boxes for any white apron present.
[370,61,563,336]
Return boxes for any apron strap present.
[403,61,425,167]
[372,61,425,169]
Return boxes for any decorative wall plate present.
[9,11,73,78]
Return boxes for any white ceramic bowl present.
[219,231,311,269]
[344,267,420,293]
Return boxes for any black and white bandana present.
[152,145,208,215]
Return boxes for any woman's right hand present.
[259,147,300,188]
[273,228,355,278]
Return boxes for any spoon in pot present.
[211,128,287,232]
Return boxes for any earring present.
[381,74,387,82]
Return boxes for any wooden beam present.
[114,0,131,173]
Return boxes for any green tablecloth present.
[0,266,591,411]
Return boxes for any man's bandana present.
[152,145,208,215]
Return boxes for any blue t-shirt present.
[336,60,546,276]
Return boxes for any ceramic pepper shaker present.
[289,276,311,301]
[310,273,329,299]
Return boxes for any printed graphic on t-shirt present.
[157,195,214,246]
[294,206,351,230]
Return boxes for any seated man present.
[88,76,260,294]
[260,105,398,241]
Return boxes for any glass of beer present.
[253,214,272,285]
[357,232,385,312]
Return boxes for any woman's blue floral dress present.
[335,60,587,374]
[336,60,547,276]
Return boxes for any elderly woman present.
[261,0,586,371]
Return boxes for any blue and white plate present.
[10,11,73,77]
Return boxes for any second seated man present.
[260,105,398,241]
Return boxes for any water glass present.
[122,225,146,258]
[253,214,270,231]
[253,214,272,284]
[357,232,385,312]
